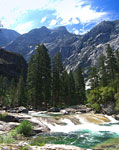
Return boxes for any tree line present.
[87,44,119,112]
[0,44,86,109]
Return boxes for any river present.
[29,111,119,149]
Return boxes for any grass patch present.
[0,135,14,144]
[93,138,119,149]
[20,145,30,150]
[31,136,55,146]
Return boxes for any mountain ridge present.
[0,28,20,47]
[4,20,119,71]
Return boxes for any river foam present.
[41,114,119,134]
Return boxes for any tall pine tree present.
[16,73,26,106]
[75,66,86,104]
[98,53,107,87]
[52,52,64,106]
[89,67,99,89]
[68,70,76,105]
[106,44,117,80]
[27,44,51,109]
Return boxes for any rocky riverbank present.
[0,105,119,149]
[0,143,87,150]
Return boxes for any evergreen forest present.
[0,44,86,110]
[0,44,119,112]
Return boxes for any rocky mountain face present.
[0,28,20,47]
[0,48,27,81]
[65,20,119,71]
[5,26,80,61]
[5,20,119,71]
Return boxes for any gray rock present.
[101,103,116,115]
[18,106,29,113]
[114,114,119,120]
[47,107,60,112]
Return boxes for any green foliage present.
[31,136,55,146]
[0,112,8,121]
[27,44,51,108]
[106,44,117,80]
[16,73,27,106]
[100,86,114,103]
[87,88,100,104]
[20,146,29,150]
[89,67,99,89]
[0,135,14,144]
[87,86,115,112]
[87,45,119,112]
[115,92,119,111]
[52,52,64,106]
[75,66,86,104]
[93,138,119,149]
[16,120,33,136]
[92,103,101,112]
[98,53,107,87]
[68,71,76,105]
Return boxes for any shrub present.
[16,120,33,136]
[100,86,114,103]
[92,103,101,112]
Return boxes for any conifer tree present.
[75,66,86,104]
[115,49,119,72]
[98,53,107,87]
[61,71,69,105]
[9,79,16,107]
[16,73,26,106]
[27,54,37,107]
[68,71,76,105]
[27,44,51,109]
[89,67,99,89]
[106,44,117,80]
[38,44,51,108]
[52,52,64,106]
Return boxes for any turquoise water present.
[29,111,119,148]
[32,124,119,148]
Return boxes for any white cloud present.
[0,0,108,33]
[74,29,79,35]
[15,22,33,33]
[79,28,89,35]
[0,0,50,28]
[49,19,57,26]
[49,0,107,25]
[41,16,47,23]
[71,18,79,24]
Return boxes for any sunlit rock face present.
[5,20,119,72]
[5,26,79,62]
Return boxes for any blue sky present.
[0,0,118,34]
